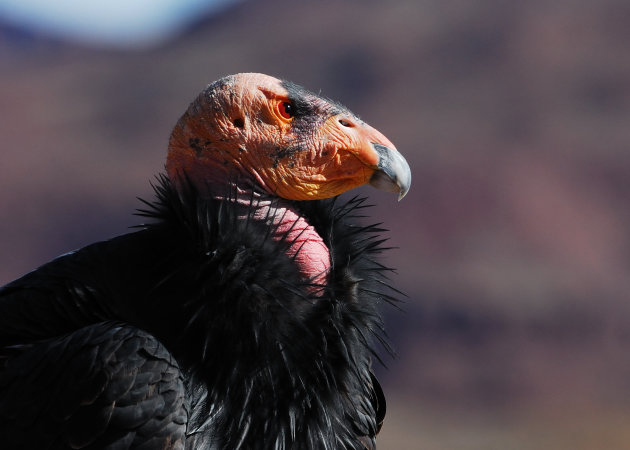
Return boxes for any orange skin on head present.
[167,73,394,200]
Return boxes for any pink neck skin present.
[253,197,330,290]
[168,154,330,291]
[224,184,331,291]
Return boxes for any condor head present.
[166,73,411,201]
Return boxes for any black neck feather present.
[136,175,396,449]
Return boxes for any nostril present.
[339,118,354,128]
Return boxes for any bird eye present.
[278,102,294,120]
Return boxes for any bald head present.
[167,73,410,200]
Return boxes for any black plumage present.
[0,176,394,449]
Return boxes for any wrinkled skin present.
[167,73,410,201]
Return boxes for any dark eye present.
[278,101,294,120]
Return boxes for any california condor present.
[0,73,411,449]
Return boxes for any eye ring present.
[278,101,294,120]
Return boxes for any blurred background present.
[1,0,630,448]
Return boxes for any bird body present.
[0,74,410,449]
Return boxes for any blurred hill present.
[1,0,630,448]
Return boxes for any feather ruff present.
[136,175,396,449]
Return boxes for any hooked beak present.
[368,143,411,200]
[331,113,411,200]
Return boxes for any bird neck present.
[220,184,330,288]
